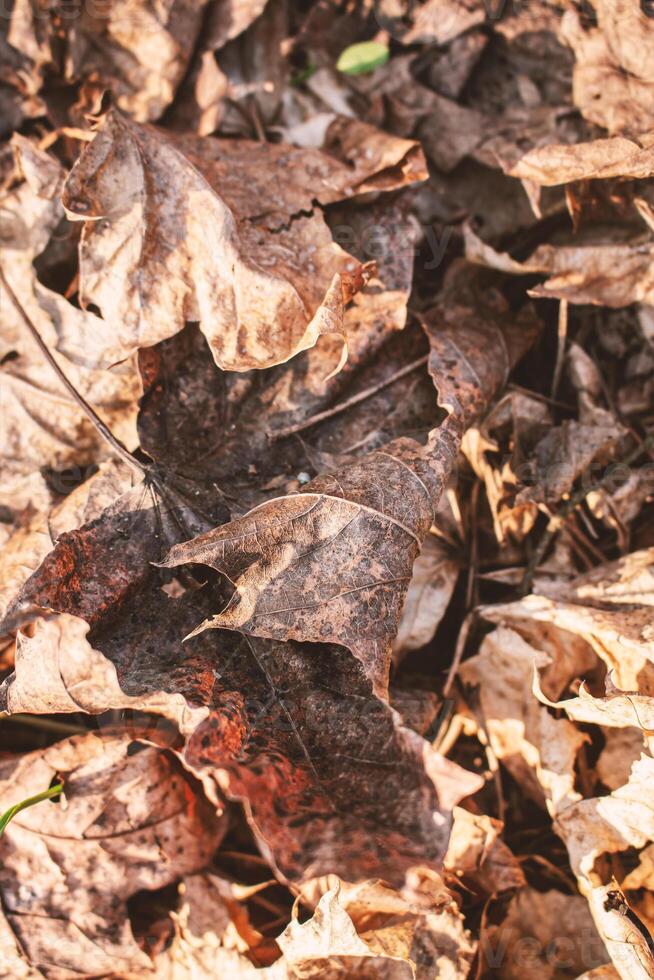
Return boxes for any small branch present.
[0,265,147,477]
[271,353,429,441]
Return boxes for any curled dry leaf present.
[561,4,654,135]
[160,264,539,695]
[60,110,425,374]
[482,548,654,692]
[296,872,476,979]
[444,806,526,895]
[465,223,654,309]
[588,885,654,980]
[0,732,225,979]
[6,0,218,122]
[157,871,476,979]
[533,669,654,739]
[508,134,654,186]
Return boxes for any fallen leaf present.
[444,806,526,895]
[481,887,607,979]
[6,0,214,122]
[393,532,460,662]
[1,598,478,884]
[481,548,654,693]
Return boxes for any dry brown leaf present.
[561,4,654,136]
[298,871,476,979]
[0,459,137,622]
[159,265,538,695]
[557,755,654,887]
[391,0,485,46]
[508,135,654,186]
[0,732,225,979]
[1,591,480,884]
[465,223,654,309]
[6,0,214,122]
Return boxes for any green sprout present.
[336,41,390,76]
[0,781,63,836]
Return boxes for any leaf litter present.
[3,0,654,977]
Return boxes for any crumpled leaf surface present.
[6,1,654,976]
[1,583,482,885]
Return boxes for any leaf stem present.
[271,353,429,441]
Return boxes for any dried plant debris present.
[4,1,654,977]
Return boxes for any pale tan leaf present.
[61,111,425,374]
[460,626,587,813]
[393,534,459,661]
[588,885,654,980]
[482,548,654,693]
[0,142,141,508]
[444,807,526,894]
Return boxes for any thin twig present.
[551,298,568,398]
[443,611,473,699]
[0,264,147,477]
[271,354,429,441]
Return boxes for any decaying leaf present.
[482,548,654,692]
[5,0,654,974]
[1,598,480,885]
[481,887,607,979]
